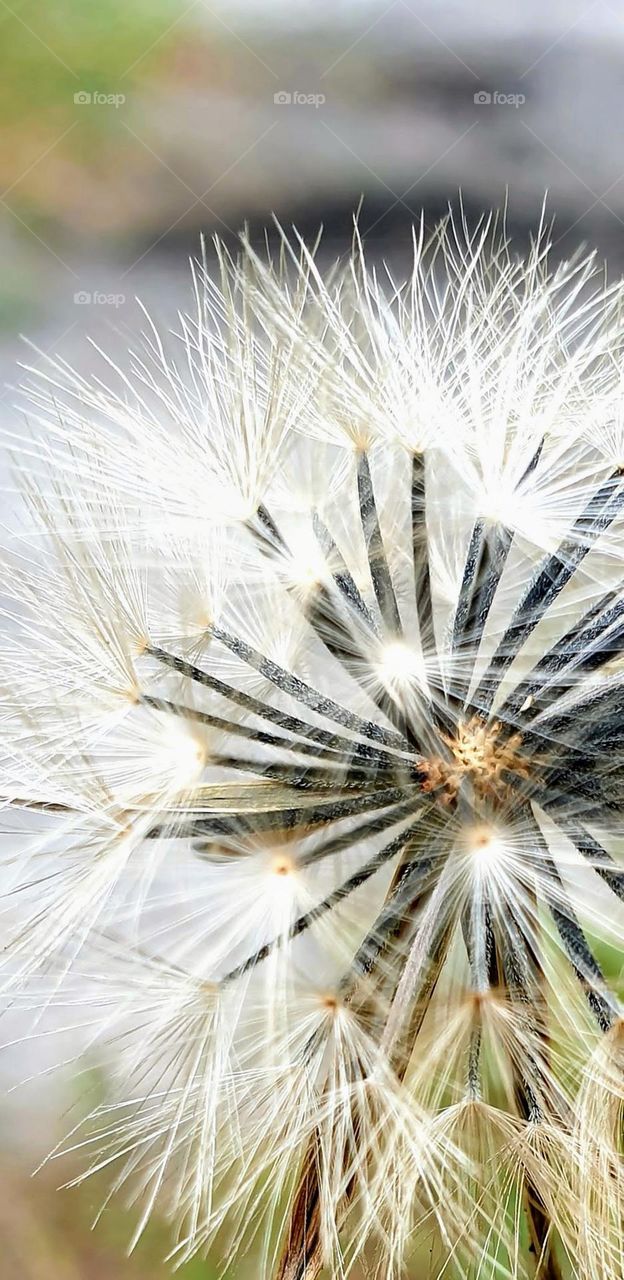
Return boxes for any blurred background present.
[1,0,624,1272]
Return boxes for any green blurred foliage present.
[0,0,187,239]
[0,0,179,127]
[0,1159,221,1280]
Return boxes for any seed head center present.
[418,716,529,805]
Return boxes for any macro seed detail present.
[2,212,624,1280]
[418,718,531,805]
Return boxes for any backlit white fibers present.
[2,209,624,1279]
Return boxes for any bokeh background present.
[1,1,624,1273]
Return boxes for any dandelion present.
[2,208,624,1279]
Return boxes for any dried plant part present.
[1,208,624,1279]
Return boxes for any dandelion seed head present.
[3,207,624,1280]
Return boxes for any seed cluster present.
[418,718,531,805]
[3,216,624,1280]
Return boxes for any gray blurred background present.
[3,0,624,398]
[1,0,623,1273]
